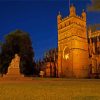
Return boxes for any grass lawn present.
[0,78,100,100]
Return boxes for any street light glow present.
[65,54,69,60]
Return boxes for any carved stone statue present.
[6,54,21,76]
[9,54,20,68]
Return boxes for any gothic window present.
[97,47,100,54]
[64,23,66,27]
[69,21,70,25]
[66,22,68,26]
[60,25,62,29]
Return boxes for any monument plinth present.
[0,54,33,81]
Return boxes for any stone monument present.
[0,54,33,81]
[6,54,21,77]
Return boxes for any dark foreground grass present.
[0,78,100,100]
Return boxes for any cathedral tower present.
[57,5,89,78]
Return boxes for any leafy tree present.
[0,30,34,76]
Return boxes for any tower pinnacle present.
[81,9,86,21]
[70,4,76,16]
[57,11,62,24]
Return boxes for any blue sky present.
[0,0,100,60]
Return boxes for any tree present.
[0,30,34,76]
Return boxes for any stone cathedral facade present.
[57,5,100,78]
[88,28,100,78]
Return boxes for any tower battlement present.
[57,5,86,30]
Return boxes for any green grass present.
[0,78,100,100]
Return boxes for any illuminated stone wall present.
[45,62,57,77]
[57,5,89,78]
[88,29,100,77]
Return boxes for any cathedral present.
[88,26,100,78]
[57,5,100,78]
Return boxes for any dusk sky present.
[0,0,100,60]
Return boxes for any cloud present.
[87,0,100,11]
